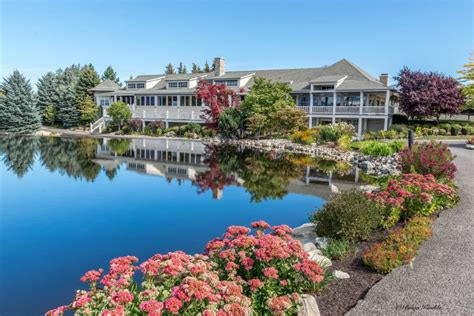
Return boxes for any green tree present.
[108,138,131,155]
[57,65,81,127]
[37,72,60,121]
[204,60,212,73]
[43,104,57,125]
[177,62,187,74]
[218,108,245,138]
[458,53,474,118]
[240,77,295,116]
[76,64,100,103]
[102,66,121,85]
[79,95,98,126]
[268,107,307,136]
[107,101,131,130]
[165,63,176,75]
[246,113,267,138]
[0,70,41,133]
[191,63,202,73]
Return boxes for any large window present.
[313,85,334,91]
[128,83,136,89]
[99,98,110,106]
[136,83,145,89]
[167,81,188,88]
[337,94,360,106]
[214,80,238,87]
[313,94,333,106]
[137,96,155,106]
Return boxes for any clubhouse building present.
[90,57,398,136]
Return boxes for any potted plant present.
[466,136,474,150]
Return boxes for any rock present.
[360,160,375,171]
[307,249,323,256]
[314,237,328,249]
[292,223,316,237]
[297,294,321,316]
[330,183,340,194]
[164,131,177,138]
[308,252,332,268]
[360,185,379,192]
[303,242,317,252]
[333,270,350,279]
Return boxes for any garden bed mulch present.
[315,240,382,316]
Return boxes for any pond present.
[0,136,362,315]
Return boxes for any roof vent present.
[214,57,225,76]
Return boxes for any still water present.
[0,136,359,315]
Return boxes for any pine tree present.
[165,63,176,75]
[0,70,41,133]
[102,66,121,85]
[177,62,186,74]
[0,135,38,177]
[79,95,98,126]
[76,64,100,103]
[37,72,60,121]
[43,104,57,125]
[183,65,188,74]
[56,65,81,127]
[191,63,202,73]
[204,60,211,73]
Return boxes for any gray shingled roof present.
[93,59,388,94]
[89,79,120,91]
[126,75,164,82]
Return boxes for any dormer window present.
[214,80,238,87]
[128,83,136,89]
[313,84,334,91]
[168,81,188,88]
[127,82,145,89]
[136,83,145,89]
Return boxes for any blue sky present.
[1,0,472,85]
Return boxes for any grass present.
[322,239,353,260]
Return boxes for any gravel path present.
[347,143,474,315]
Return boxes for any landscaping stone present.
[292,223,317,237]
[308,252,332,268]
[314,237,329,249]
[297,294,321,316]
[359,185,379,192]
[333,270,350,279]
[303,242,317,252]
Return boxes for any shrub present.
[148,121,165,134]
[337,134,352,150]
[318,122,355,142]
[390,124,408,134]
[359,141,394,156]
[363,216,433,273]
[450,124,462,135]
[439,128,447,136]
[291,128,319,145]
[461,126,470,135]
[218,108,244,138]
[398,142,456,179]
[439,123,451,133]
[367,174,459,219]
[322,239,352,260]
[311,189,382,242]
[127,118,143,132]
[46,222,326,316]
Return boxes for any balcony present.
[132,106,205,122]
[296,106,393,115]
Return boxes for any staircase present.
[90,117,106,134]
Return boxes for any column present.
[332,91,337,123]
[359,91,364,115]
[384,90,390,131]
[309,93,313,128]
[358,117,362,138]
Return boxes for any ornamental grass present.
[46,221,325,316]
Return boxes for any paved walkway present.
[348,143,474,315]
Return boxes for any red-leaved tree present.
[396,67,465,122]
[196,80,239,127]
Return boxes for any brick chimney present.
[214,57,225,76]
[379,73,389,87]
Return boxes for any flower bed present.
[46,222,326,316]
[398,141,456,179]
[367,174,459,224]
[362,216,433,274]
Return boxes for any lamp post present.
[408,129,414,150]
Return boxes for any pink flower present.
[45,305,68,316]
[80,269,103,283]
[247,279,263,292]
[225,261,239,272]
[263,267,279,279]
[139,299,164,314]
[241,257,254,270]
[113,290,134,305]
[267,295,292,314]
[251,220,270,229]
[164,297,183,314]
[280,280,288,286]
[271,225,293,235]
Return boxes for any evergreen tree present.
[43,104,57,125]
[204,60,212,73]
[177,62,187,74]
[76,64,100,103]
[165,63,176,74]
[57,65,81,127]
[0,70,41,133]
[191,63,202,73]
[183,65,188,74]
[37,72,60,121]
[79,95,98,126]
[102,66,121,85]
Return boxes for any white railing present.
[311,106,334,114]
[336,106,360,114]
[296,106,310,113]
[90,116,105,134]
[134,106,205,122]
[298,106,388,115]
[362,106,385,114]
